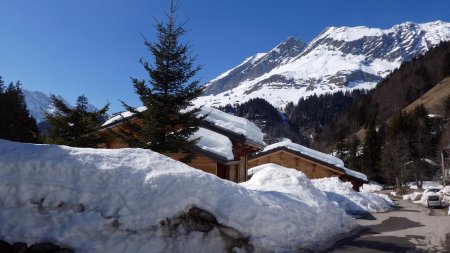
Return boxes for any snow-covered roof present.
[102,106,147,126]
[101,106,265,148]
[0,140,358,252]
[197,107,265,147]
[253,140,367,182]
[190,128,234,161]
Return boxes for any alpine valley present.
[195,21,450,109]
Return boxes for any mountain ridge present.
[196,21,450,109]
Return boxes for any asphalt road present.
[329,198,450,253]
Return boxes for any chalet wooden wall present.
[248,150,342,179]
[98,122,261,184]
[169,153,217,175]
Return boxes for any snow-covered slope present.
[196,21,450,109]
[0,140,357,253]
[22,89,97,123]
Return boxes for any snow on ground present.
[240,164,358,244]
[401,184,450,207]
[408,181,443,190]
[312,177,394,214]
[440,186,450,206]
[0,140,358,253]
[360,182,383,193]
[403,192,423,202]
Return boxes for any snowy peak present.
[196,21,450,109]
[203,36,306,95]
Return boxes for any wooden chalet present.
[97,106,265,183]
[248,140,367,191]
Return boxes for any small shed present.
[248,140,367,191]
[97,106,265,183]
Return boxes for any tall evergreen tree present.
[45,95,109,147]
[362,121,384,181]
[408,105,437,188]
[381,112,411,188]
[0,78,38,143]
[122,2,203,157]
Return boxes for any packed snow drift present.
[312,177,394,214]
[0,140,358,253]
[360,182,383,193]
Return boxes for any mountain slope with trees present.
[314,41,450,150]
[307,41,450,186]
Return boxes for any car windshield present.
[428,196,439,201]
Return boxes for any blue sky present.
[1,0,449,113]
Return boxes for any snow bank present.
[361,182,383,192]
[408,181,443,190]
[437,186,450,207]
[0,140,356,253]
[261,140,367,181]
[312,177,394,213]
[241,164,358,247]
[403,192,423,201]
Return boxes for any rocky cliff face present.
[196,21,450,109]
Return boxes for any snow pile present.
[312,177,394,213]
[438,186,450,206]
[241,164,358,247]
[190,128,234,160]
[403,192,423,201]
[0,140,357,253]
[408,181,443,190]
[361,182,383,192]
[261,140,367,181]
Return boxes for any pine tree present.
[362,121,384,182]
[45,95,109,147]
[408,105,437,189]
[0,78,38,143]
[122,1,203,158]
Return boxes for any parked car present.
[427,195,441,208]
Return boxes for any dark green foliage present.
[0,77,38,143]
[121,3,204,158]
[219,98,306,145]
[316,41,450,151]
[408,105,439,188]
[381,106,442,188]
[361,121,384,181]
[45,95,109,147]
[287,90,365,135]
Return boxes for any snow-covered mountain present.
[22,89,97,123]
[196,21,450,109]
